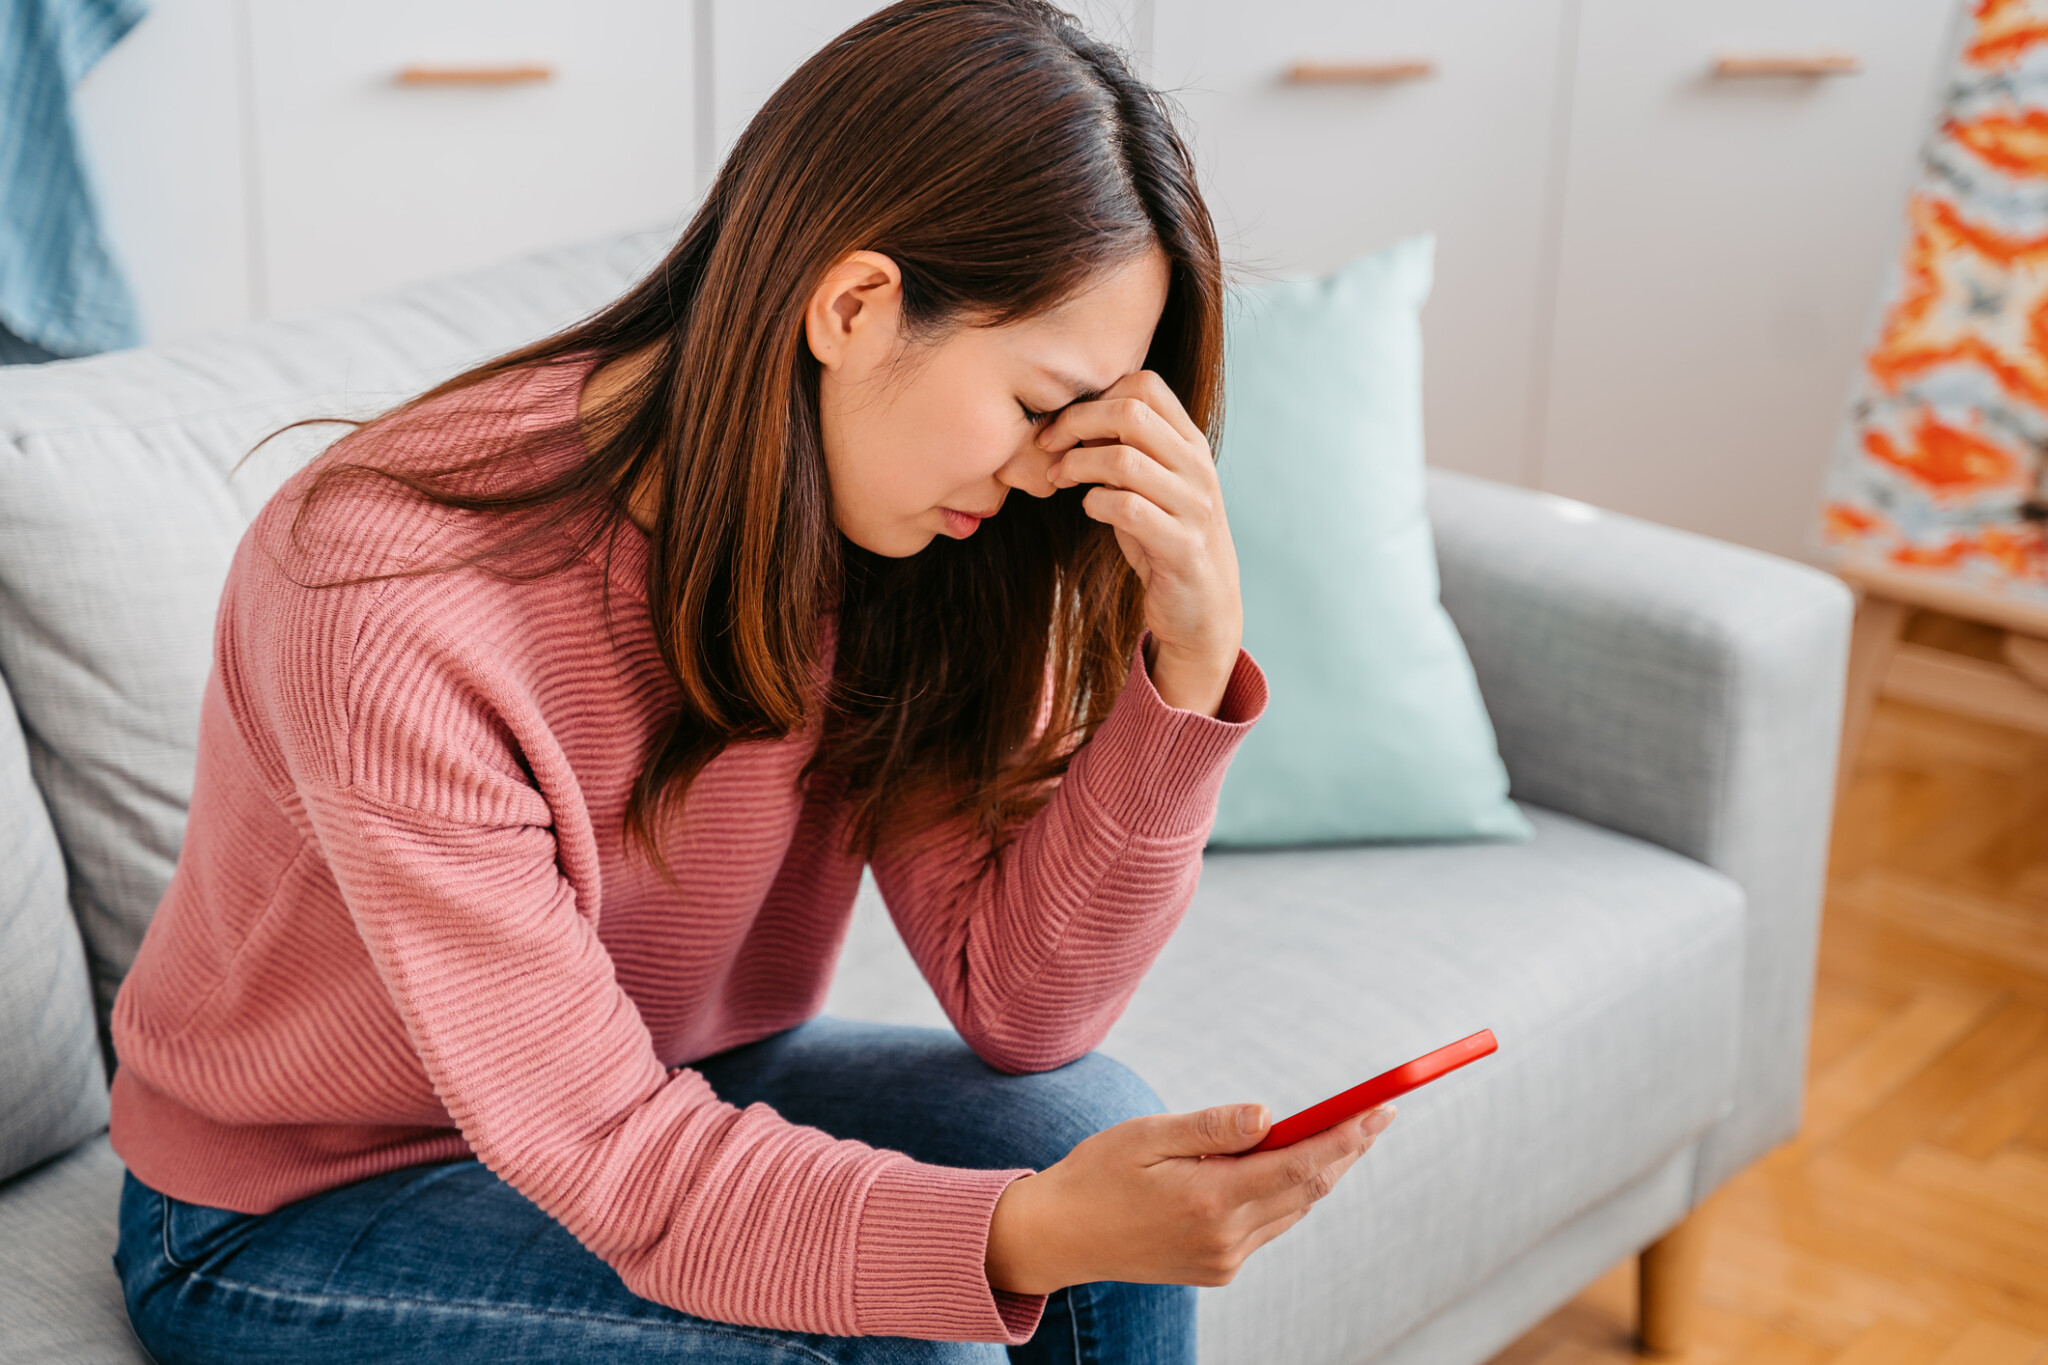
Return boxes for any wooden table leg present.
[1837,593,1909,807]
[1638,1209,1709,1355]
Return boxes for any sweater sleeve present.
[869,629,1269,1076]
[258,574,1042,1343]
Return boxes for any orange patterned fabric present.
[1863,408,2022,491]
[1867,195,2048,410]
[1826,0,2048,600]
[1946,109,2048,176]
[1966,0,2048,66]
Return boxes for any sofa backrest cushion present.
[0,230,663,1051]
[0,667,109,1181]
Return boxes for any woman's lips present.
[941,507,984,536]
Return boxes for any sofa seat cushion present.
[0,1134,147,1364]
[826,804,1746,1365]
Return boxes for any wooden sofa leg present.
[1637,1210,1708,1356]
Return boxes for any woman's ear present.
[804,250,904,371]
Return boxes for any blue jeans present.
[114,1016,1196,1364]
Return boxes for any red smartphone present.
[1249,1029,1499,1152]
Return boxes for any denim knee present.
[997,1051,1168,1171]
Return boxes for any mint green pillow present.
[1209,236,1532,846]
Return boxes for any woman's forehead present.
[1003,248,1169,382]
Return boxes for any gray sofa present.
[0,229,1852,1365]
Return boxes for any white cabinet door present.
[711,1,1148,172]
[246,0,697,317]
[1537,0,1956,561]
[1152,0,1573,486]
[72,0,254,343]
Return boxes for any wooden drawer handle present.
[1713,53,1860,77]
[1286,61,1436,84]
[394,64,555,86]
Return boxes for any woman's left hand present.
[1039,371,1243,716]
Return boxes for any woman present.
[107,2,1393,1361]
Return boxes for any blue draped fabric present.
[0,0,147,358]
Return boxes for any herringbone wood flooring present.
[1486,688,2048,1365]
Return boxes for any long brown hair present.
[276,0,1224,884]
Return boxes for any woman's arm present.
[870,367,1267,1072]
[868,628,1267,1073]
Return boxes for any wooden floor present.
[1488,685,2048,1365]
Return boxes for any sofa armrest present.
[1425,469,1852,1198]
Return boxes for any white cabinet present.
[1537,0,1956,561]
[243,0,698,316]
[1152,0,1956,552]
[1153,0,1573,488]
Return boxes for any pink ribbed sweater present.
[108,360,1268,1344]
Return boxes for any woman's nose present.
[999,441,1060,499]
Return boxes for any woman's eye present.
[1019,402,1054,426]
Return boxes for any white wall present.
[73,0,255,340]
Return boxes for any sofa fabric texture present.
[0,666,107,1183]
[0,1137,139,1364]
[1428,474,1852,1196]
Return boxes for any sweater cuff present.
[1067,629,1269,841]
[853,1159,1044,1343]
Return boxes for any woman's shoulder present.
[219,363,613,785]
[246,360,596,597]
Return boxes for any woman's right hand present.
[983,1101,1396,1294]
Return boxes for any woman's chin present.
[839,522,936,559]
